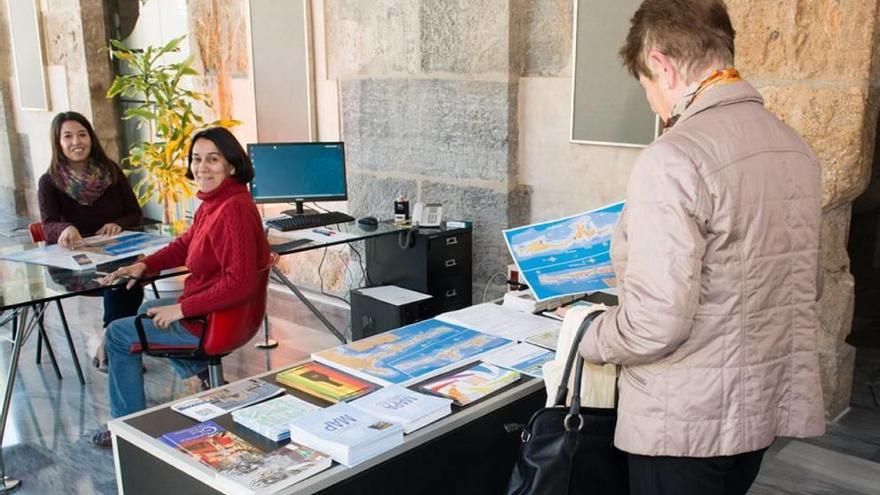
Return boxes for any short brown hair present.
[186,127,255,184]
[620,0,735,80]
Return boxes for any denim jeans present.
[105,297,207,418]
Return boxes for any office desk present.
[265,221,471,343]
[110,365,545,495]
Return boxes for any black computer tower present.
[350,287,433,340]
[365,226,473,316]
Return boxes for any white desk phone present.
[412,202,443,228]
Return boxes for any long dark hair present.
[186,127,255,184]
[48,111,120,187]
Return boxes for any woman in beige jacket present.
[578,1,826,494]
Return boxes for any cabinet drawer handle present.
[444,259,457,268]
[445,237,458,246]
[444,289,458,298]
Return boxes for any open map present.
[312,319,512,387]
[1,231,172,270]
[503,201,624,301]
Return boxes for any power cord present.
[398,227,416,249]
[349,243,371,286]
[482,272,510,303]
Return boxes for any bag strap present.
[552,310,604,407]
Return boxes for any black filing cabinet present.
[365,226,473,316]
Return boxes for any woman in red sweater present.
[92,127,270,447]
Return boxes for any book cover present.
[232,395,320,441]
[275,362,377,403]
[350,385,452,434]
[172,379,285,422]
[418,362,521,406]
[159,421,265,473]
[312,319,512,387]
[288,402,403,466]
[217,442,332,495]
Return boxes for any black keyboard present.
[265,211,356,232]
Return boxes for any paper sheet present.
[483,342,554,378]
[435,303,560,342]
[357,285,432,305]
[0,231,172,270]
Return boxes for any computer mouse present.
[358,216,378,226]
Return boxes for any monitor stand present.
[281,201,317,217]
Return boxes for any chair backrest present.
[28,222,45,243]
[201,252,278,356]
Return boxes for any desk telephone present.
[412,202,443,228]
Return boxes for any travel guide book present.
[417,362,521,406]
[350,385,452,434]
[312,319,512,387]
[159,421,331,494]
[288,402,404,467]
[275,361,377,403]
[171,379,285,422]
[232,395,320,442]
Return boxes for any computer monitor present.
[248,142,348,215]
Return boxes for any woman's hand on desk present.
[146,304,184,329]
[58,225,82,249]
[96,222,122,236]
[100,262,147,289]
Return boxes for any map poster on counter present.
[1,231,172,270]
[312,319,512,387]
[503,201,623,302]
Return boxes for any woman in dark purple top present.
[37,112,145,368]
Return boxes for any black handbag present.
[507,311,629,495]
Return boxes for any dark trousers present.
[628,448,767,495]
[102,286,144,327]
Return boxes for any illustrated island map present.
[313,319,511,386]
[504,201,624,301]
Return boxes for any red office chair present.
[130,253,279,389]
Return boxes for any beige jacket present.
[580,80,826,457]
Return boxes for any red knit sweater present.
[142,179,270,336]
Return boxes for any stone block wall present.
[326,0,527,301]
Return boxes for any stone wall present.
[0,0,120,216]
[325,0,528,300]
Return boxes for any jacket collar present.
[674,80,764,127]
[196,178,247,204]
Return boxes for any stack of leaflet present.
[232,395,319,442]
[435,302,560,343]
[350,385,452,434]
[171,379,285,422]
[288,402,404,467]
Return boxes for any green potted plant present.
[106,35,237,229]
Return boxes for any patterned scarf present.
[665,68,742,129]
[55,161,112,206]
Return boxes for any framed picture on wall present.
[7,0,48,111]
[570,0,658,147]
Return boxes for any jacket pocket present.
[622,366,654,396]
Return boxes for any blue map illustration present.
[503,201,624,301]
[312,319,512,386]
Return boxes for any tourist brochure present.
[172,379,285,422]
[232,395,321,442]
[1,230,172,270]
[417,362,521,406]
[435,302,561,342]
[312,318,512,387]
[503,201,624,301]
[217,442,332,495]
[288,402,404,467]
[483,342,554,378]
[275,361,377,403]
[159,421,331,494]
[350,385,452,434]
